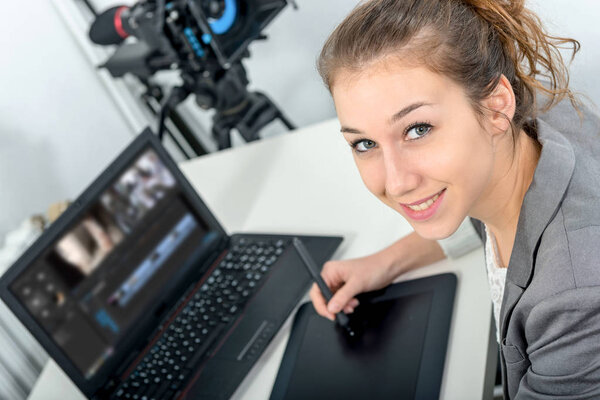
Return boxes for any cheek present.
[438,127,495,202]
[354,158,386,196]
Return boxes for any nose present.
[382,148,420,200]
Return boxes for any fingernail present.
[350,299,360,308]
[327,302,339,314]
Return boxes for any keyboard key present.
[185,324,225,369]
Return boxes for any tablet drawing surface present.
[270,273,456,400]
[291,293,429,399]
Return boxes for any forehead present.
[331,60,462,122]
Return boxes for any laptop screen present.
[8,147,211,379]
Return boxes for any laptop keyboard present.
[110,237,289,400]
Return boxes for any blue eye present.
[405,123,432,140]
[351,139,377,153]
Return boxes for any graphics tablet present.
[270,273,457,400]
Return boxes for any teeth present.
[407,192,441,211]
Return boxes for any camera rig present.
[90,0,296,152]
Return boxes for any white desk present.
[29,119,495,400]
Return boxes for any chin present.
[411,219,463,241]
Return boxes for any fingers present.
[309,261,363,320]
[310,282,361,321]
[309,283,335,320]
[343,298,360,314]
[327,279,361,314]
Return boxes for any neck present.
[470,129,541,265]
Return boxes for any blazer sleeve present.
[516,286,600,399]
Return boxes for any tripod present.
[158,62,295,150]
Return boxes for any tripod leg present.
[212,121,232,150]
[277,110,296,131]
[254,92,296,131]
[234,92,297,142]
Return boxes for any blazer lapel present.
[497,119,575,398]
[499,119,575,340]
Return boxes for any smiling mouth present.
[403,189,446,211]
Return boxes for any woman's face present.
[332,62,497,240]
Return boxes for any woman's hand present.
[309,232,446,320]
[309,253,397,320]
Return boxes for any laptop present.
[0,129,343,400]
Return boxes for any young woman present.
[308,0,600,398]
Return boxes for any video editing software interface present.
[11,148,210,379]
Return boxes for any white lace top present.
[437,219,509,342]
[484,224,508,342]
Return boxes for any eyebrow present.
[340,101,433,134]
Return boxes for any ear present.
[482,74,516,137]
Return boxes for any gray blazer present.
[470,97,600,399]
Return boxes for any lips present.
[400,189,446,221]
[402,189,445,208]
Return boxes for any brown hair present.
[317,0,580,139]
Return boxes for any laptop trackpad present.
[216,245,311,361]
[217,318,276,361]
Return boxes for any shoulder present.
[537,95,600,178]
[535,97,600,247]
[536,93,600,140]
[537,98,600,227]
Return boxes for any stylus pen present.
[292,238,355,336]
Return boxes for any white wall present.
[243,1,357,127]
[0,0,134,240]
[1,0,599,242]
[529,0,600,109]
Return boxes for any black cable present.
[167,108,208,156]
[156,86,202,160]
[79,0,98,17]
[158,86,187,141]
[156,101,194,159]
